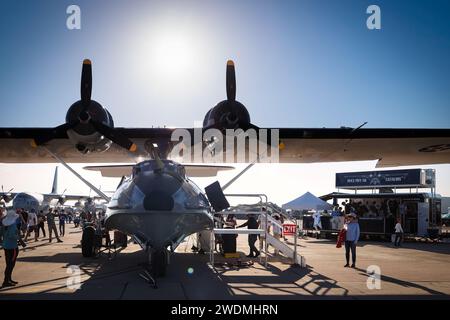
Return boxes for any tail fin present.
[51,166,58,194]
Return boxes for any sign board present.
[282,223,297,236]
[336,169,435,189]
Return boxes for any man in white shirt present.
[271,214,283,255]
[312,211,322,230]
[24,209,38,242]
[394,218,404,247]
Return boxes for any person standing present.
[36,210,46,239]
[237,214,260,258]
[344,213,360,268]
[19,209,28,237]
[1,210,20,288]
[312,211,322,230]
[225,214,237,228]
[59,210,67,237]
[46,209,63,243]
[394,218,404,247]
[272,214,283,255]
[24,209,38,242]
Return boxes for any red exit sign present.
[283,224,297,236]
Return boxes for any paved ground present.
[0,222,449,299]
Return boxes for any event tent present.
[282,192,333,211]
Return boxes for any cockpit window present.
[135,160,186,178]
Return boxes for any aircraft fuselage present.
[105,160,213,251]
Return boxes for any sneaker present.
[9,280,18,285]
[57,240,63,243]
[351,264,356,268]
[344,264,350,267]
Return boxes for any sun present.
[150,29,197,78]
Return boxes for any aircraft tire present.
[81,226,96,257]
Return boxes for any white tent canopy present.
[282,192,332,211]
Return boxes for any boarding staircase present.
[209,194,305,268]
[264,213,304,266]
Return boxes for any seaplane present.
[0,59,449,277]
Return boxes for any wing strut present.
[41,146,110,202]
[221,163,254,191]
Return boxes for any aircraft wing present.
[83,164,235,177]
[0,127,449,167]
[42,194,104,201]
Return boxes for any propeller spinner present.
[32,59,137,153]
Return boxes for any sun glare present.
[151,31,195,77]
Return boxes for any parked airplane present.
[0,59,449,276]
[0,166,100,212]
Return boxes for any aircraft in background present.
[0,59,448,276]
[0,166,101,212]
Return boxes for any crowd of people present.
[211,204,405,269]
[0,206,98,289]
[331,199,405,219]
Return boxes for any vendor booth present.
[308,169,441,238]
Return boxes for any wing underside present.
[0,127,449,167]
[83,164,235,177]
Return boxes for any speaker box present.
[205,181,230,212]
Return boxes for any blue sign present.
[336,169,423,188]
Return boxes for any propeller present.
[32,59,137,152]
[226,60,236,101]
[57,188,68,205]
[1,186,14,202]
[203,60,257,131]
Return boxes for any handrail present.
[210,193,268,267]
[209,193,302,268]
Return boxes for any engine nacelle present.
[65,100,114,154]
[203,100,251,131]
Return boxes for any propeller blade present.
[226,60,236,101]
[31,120,80,147]
[90,120,137,152]
[81,59,92,107]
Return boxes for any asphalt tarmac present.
[0,222,449,299]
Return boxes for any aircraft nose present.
[133,172,182,211]
[143,191,174,211]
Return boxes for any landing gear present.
[150,249,168,277]
[139,248,168,288]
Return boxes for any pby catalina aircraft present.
[0,166,101,212]
[0,59,449,276]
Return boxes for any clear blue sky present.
[0,0,449,205]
